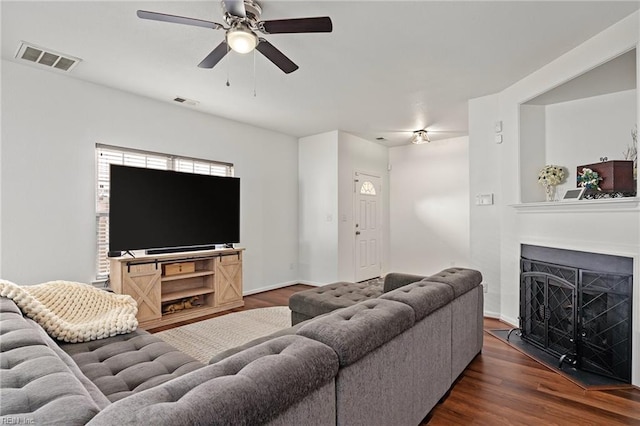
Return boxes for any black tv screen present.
[109,164,240,253]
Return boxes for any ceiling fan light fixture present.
[412,130,430,144]
[226,24,258,54]
[137,4,332,73]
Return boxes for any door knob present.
[355,231,361,235]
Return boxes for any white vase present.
[544,185,555,202]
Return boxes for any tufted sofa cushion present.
[289,281,382,323]
[297,298,415,367]
[88,335,339,426]
[426,268,483,298]
[0,298,101,425]
[383,272,428,293]
[59,330,204,402]
[380,281,454,321]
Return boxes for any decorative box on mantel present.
[577,160,635,193]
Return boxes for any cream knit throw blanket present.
[0,280,138,342]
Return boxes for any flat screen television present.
[109,164,240,254]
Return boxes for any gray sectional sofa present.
[0,267,483,425]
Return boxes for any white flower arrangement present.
[537,165,565,187]
[577,167,601,190]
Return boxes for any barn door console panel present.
[109,248,244,329]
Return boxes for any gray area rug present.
[154,306,291,363]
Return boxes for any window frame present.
[95,143,234,280]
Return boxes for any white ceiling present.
[2,1,639,146]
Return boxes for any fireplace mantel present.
[511,197,639,214]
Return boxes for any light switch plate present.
[475,193,494,205]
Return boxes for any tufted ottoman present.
[289,281,383,325]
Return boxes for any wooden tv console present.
[109,248,244,329]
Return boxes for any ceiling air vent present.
[15,41,81,72]
[173,97,199,106]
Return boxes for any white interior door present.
[354,172,382,282]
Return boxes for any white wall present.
[337,131,389,282]
[298,131,339,284]
[0,0,3,278]
[469,11,640,386]
[469,95,502,317]
[520,105,547,203]
[298,130,389,284]
[520,90,636,202]
[389,136,470,276]
[0,56,3,279]
[546,89,636,197]
[1,59,299,293]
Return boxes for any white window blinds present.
[95,144,234,280]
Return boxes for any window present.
[95,144,234,280]
[360,181,377,195]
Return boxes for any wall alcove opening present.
[519,48,637,203]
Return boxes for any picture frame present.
[562,187,586,201]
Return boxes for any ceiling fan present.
[137,0,332,74]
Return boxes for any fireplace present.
[519,245,633,383]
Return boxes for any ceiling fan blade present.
[260,17,332,34]
[198,42,229,68]
[137,10,223,30]
[256,39,298,74]
[222,0,246,18]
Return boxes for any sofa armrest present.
[427,268,483,297]
[383,273,427,293]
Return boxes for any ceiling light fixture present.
[226,23,258,54]
[411,130,430,144]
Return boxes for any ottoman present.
[289,281,382,325]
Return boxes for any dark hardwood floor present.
[425,317,640,425]
[151,285,640,424]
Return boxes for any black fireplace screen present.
[521,257,632,383]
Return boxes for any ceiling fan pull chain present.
[225,42,231,87]
[253,49,257,97]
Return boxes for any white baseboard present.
[484,311,518,328]
[242,281,300,296]
[483,310,501,319]
[499,315,518,328]
[242,280,326,296]
[296,280,325,287]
